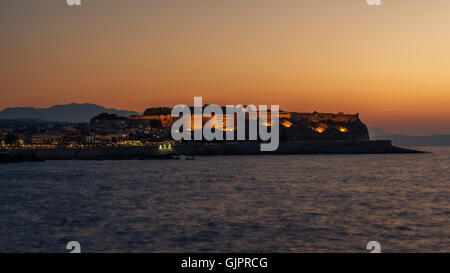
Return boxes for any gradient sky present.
[1,0,450,135]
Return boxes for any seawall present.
[0,141,423,163]
[176,140,422,155]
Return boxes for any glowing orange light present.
[281,120,293,128]
[313,127,325,133]
[338,126,348,133]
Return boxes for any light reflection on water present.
[0,147,449,253]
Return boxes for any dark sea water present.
[0,147,449,253]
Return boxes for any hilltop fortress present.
[127,107,370,142]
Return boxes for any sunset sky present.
[1,0,450,135]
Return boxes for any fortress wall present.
[290,112,359,123]
[132,111,360,126]
[130,110,369,141]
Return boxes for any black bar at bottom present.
[0,253,445,272]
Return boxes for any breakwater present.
[0,140,423,163]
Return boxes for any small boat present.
[178,154,195,160]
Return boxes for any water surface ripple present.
[0,147,449,252]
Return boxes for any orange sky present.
[1,0,450,135]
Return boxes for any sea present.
[0,147,448,253]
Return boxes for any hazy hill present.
[0,103,141,123]
[369,128,450,146]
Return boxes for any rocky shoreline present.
[0,140,424,163]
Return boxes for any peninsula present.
[0,107,423,162]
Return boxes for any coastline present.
[0,140,424,163]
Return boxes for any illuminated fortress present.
[129,107,370,142]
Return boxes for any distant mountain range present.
[369,127,450,146]
[0,103,141,123]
